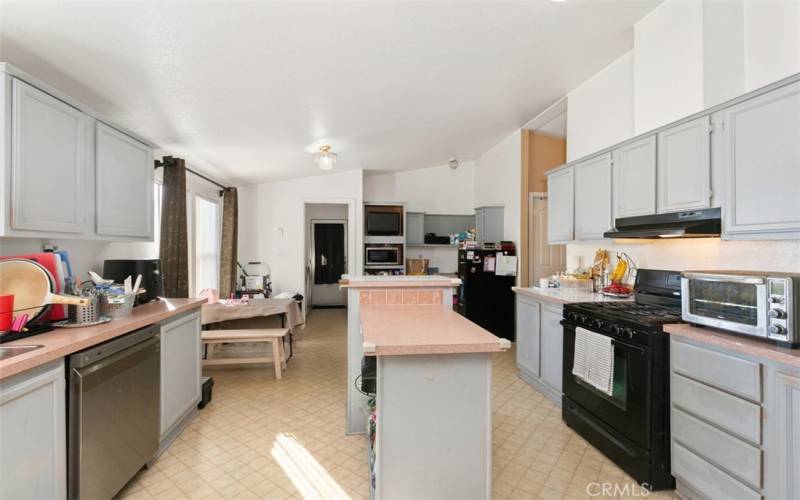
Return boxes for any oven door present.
[681,274,768,337]
[563,322,650,448]
[366,247,400,266]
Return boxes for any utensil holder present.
[99,293,136,320]
[68,296,99,324]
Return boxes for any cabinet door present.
[516,297,541,377]
[540,305,563,393]
[0,360,66,500]
[721,81,800,237]
[574,154,612,240]
[657,115,712,213]
[406,212,424,245]
[475,208,485,244]
[613,136,657,219]
[766,367,800,500]
[483,207,504,243]
[96,122,154,238]
[547,167,574,243]
[11,79,86,233]
[160,311,201,437]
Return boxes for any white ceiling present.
[0,1,660,185]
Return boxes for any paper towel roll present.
[566,255,582,273]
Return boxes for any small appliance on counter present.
[103,259,164,304]
[681,270,800,347]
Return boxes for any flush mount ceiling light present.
[313,145,337,170]
[448,158,459,170]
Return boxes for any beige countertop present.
[0,298,206,380]
[340,275,460,288]
[665,323,800,369]
[360,304,509,356]
[512,286,633,305]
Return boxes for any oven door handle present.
[611,339,646,355]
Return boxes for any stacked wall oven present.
[561,269,682,491]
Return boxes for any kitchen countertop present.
[361,304,510,356]
[512,286,633,305]
[0,298,206,380]
[340,275,460,288]
[664,323,800,369]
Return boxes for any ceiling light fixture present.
[313,145,337,170]
[449,158,459,170]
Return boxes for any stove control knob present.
[578,314,588,324]
[768,309,786,319]
[591,319,603,329]
[769,296,784,304]
[610,326,621,336]
[627,331,635,339]
[769,324,786,335]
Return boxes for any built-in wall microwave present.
[681,271,800,347]
[365,205,403,237]
[365,244,403,267]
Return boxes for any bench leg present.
[271,340,282,379]
[279,340,287,369]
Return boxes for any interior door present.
[529,195,565,285]
[311,220,347,307]
[11,78,86,233]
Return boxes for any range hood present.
[603,207,721,239]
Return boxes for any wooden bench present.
[201,328,289,379]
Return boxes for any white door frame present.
[299,198,357,320]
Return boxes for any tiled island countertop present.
[361,304,509,356]
[0,297,206,380]
[512,286,633,305]
[665,323,800,369]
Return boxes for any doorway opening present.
[304,203,350,316]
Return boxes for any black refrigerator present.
[456,248,516,341]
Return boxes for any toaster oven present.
[681,271,800,346]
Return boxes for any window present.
[153,183,163,254]
[194,196,220,296]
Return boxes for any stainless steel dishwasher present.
[68,324,160,500]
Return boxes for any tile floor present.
[118,308,676,500]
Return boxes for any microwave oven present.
[365,245,403,266]
[681,271,800,346]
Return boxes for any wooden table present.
[200,298,304,357]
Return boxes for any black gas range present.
[561,269,682,491]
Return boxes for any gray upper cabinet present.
[719,80,800,239]
[657,115,712,214]
[11,78,87,234]
[475,206,503,244]
[547,166,574,243]
[613,135,657,219]
[405,212,424,245]
[574,153,612,240]
[95,122,154,238]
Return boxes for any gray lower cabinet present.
[515,293,562,404]
[671,335,800,500]
[0,360,66,500]
[765,364,800,500]
[719,80,800,239]
[160,310,202,440]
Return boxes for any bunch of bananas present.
[609,256,628,283]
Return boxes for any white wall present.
[566,51,634,161]
[364,162,475,214]
[743,0,800,91]
[237,169,363,296]
[634,0,705,133]
[474,130,521,245]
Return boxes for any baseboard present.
[149,402,200,465]
[517,368,562,407]
[312,305,347,309]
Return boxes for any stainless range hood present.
[603,208,721,239]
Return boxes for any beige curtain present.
[218,187,238,298]
[159,157,189,298]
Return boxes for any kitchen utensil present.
[88,271,114,286]
[11,314,29,333]
[68,295,100,325]
[124,275,132,294]
[131,274,142,296]
[0,259,89,321]
[0,295,13,331]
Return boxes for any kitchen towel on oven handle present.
[572,327,615,396]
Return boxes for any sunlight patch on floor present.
[271,432,353,500]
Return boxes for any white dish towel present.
[572,327,615,396]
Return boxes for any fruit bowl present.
[601,282,632,297]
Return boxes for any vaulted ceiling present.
[0,1,660,185]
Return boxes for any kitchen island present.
[361,304,509,500]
